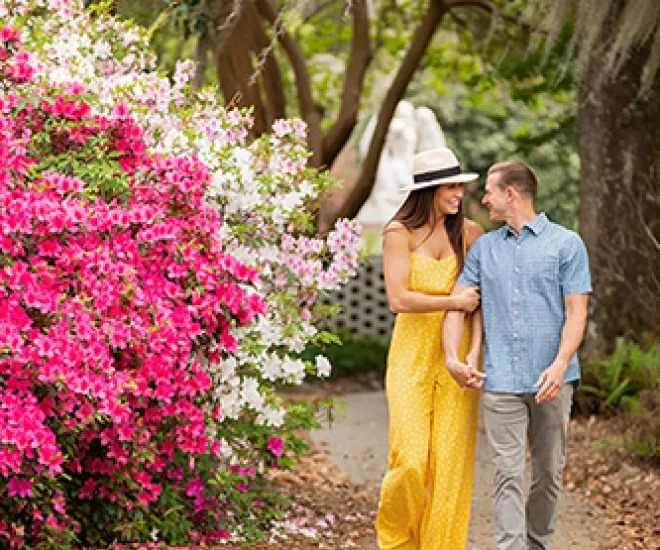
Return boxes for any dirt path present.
[310,390,616,549]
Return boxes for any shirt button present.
[513,356,519,362]
[514,288,520,293]
[513,333,518,338]
[513,310,519,316]
[514,267,520,273]
[516,245,521,249]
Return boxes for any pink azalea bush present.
[5,0,361,432]
[0,27,272,548]
[0,1,363,547]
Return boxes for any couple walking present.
[376,147,591,550]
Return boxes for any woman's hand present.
[466,350,480,371]
[446,358,486,389]
[453,287,480,312]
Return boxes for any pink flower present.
[267,437,284,457]
[7,477,33,498]
[79,478,97,500]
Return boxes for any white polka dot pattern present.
[376,253,480,550]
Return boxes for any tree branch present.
[247,0,286,123]
[303,0,336,23]
[445,0,492,11]
[450,2,549,39]
[334,0,450,222]
[255,0,324,165]
[322,0,372,167]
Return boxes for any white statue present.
[357,101,446,226]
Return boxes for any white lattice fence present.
[322,255,395,339]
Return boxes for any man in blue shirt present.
[443,161,591,550]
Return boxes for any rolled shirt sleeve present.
[456,236,482,287]
[559,233,592,297]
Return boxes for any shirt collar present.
[503,213,548,239]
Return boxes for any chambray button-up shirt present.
[456,213,592,394]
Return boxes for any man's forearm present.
[554,311,587,367]
[443,310,467,362]
[468,308,483,358]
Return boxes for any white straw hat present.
[400,147,479,192]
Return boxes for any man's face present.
[482,173,509,222]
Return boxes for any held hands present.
[466,351,480,375]
[453,287,480,313]
[534,359,568,403]
[446,358,486,390]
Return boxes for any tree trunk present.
[578,0,660,349]
[322,0,372,168]
[208,0,269,135]
[255,0,324,165]
[193,31,210,90]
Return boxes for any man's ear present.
[506,185,517,202]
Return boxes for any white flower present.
[227,245,258,266]
[299,180,314,197]
[257,405,285,427]
[272,119,291,137]
[278,191,303,212]
[216,437,234,458]
[261,353,282,381]
[217,385,241,419]
[93,40,111,59]
[241,377,264,410]
[218,356,237,383]
[281,357,306,383]
[51,35,80,60]
[315,355,332,377]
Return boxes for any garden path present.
[311,390,616,549]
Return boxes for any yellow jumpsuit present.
[376,252,479,550]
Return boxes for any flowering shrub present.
[0,0,362,547]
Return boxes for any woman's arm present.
[383,222,479,314]
[465,219,485,366]
[466,307,483,367]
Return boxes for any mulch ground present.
[252,444,379,549]
[245,375,659,550]
[564,415,659,550]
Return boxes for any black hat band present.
[413,165,461,184]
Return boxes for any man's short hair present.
[487,161,538,200]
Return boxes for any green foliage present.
[620,389,659,460]
[579,338,659,460]
[581,338,660,407]
[300,331,389,379]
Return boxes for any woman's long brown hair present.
[385,186,465,272]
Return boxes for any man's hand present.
[534,360,568,403]
[447,358,486,389]
[465,351,485,389]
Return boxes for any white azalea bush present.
[1,0,361,546]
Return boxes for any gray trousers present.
[482,385,574,550]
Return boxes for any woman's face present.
[433,182,464,215]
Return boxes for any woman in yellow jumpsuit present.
[376,148,485,550]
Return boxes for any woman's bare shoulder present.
[383,220,411,253]
[464,218,485,247]
[384,219,409,233]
